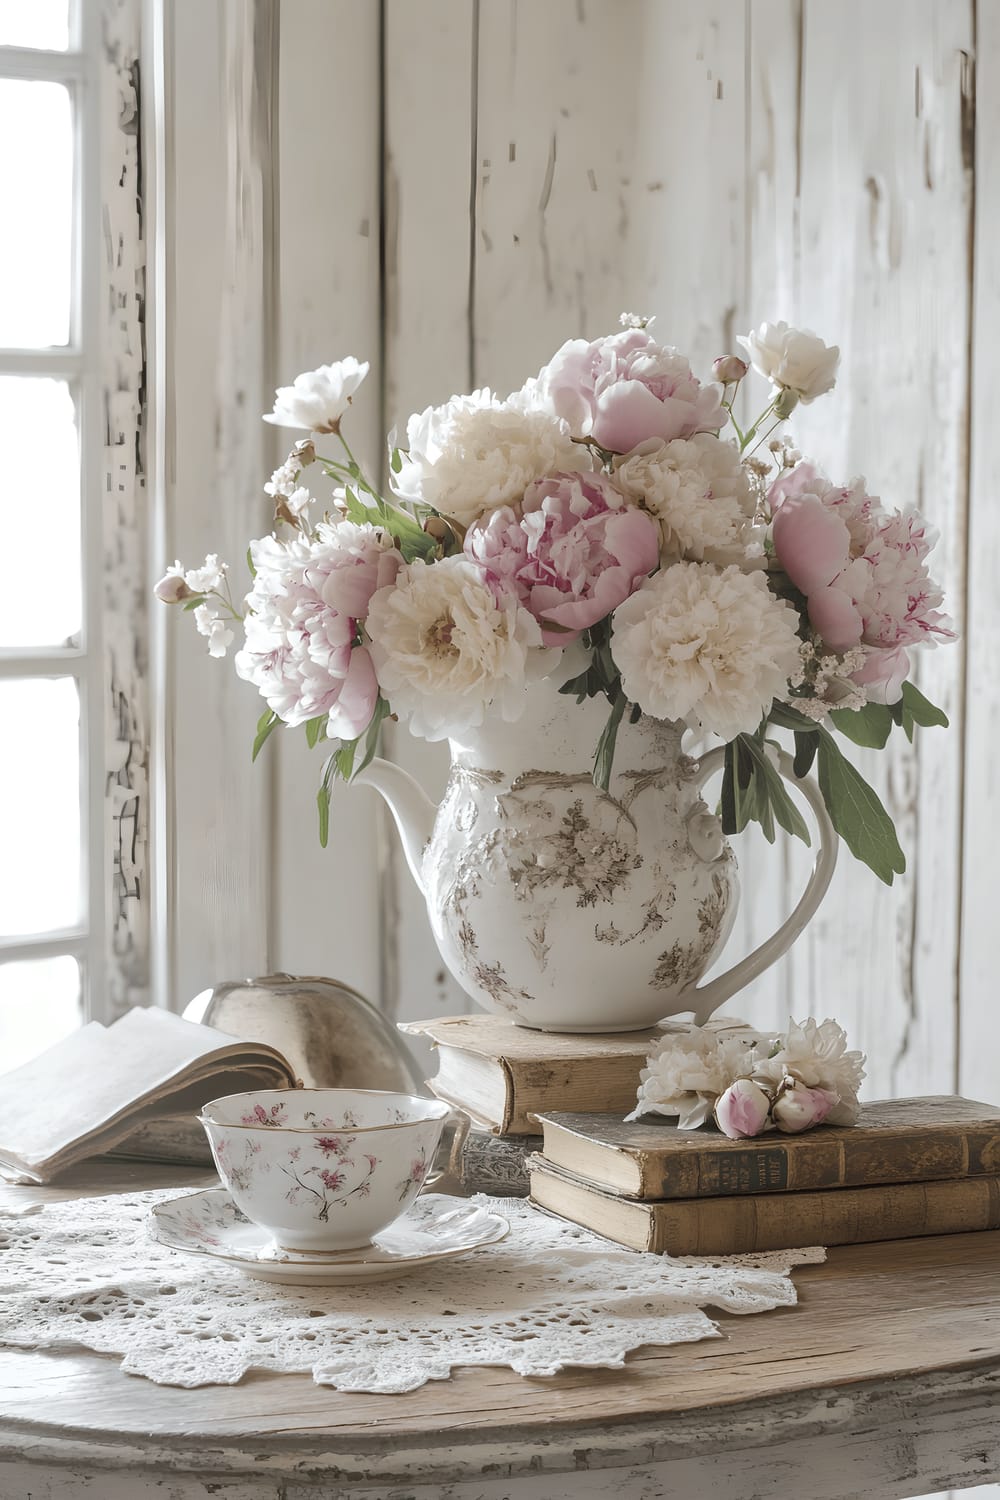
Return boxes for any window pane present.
[0,677,81,937]
[0,954,80,1074]
[0,378,80,646]
[0,1,70,50]
[0,80,72,346]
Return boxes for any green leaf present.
[768,701,820,734]
[390,446,403,474]
[900,680,949,730]
[592,693,627,793]
[721,737,758,836]
[793,730,818,780]
[304,715,327,750]
[316,782,330,848]
[315,748,344,847]
[816,728,906,884]
[182,595,207,611]
[734,737,776,842]
[756,742,811,846]
[351,697,391,780]
[246,545,256,579]
[251,709,279,762]
[334,738,358,781]
[558,665,595,701]
[829,702,893,749]
[341,486,371,524]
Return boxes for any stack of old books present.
[400,1013,667,1198]
[404,1015,1000,1252]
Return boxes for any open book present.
[0,1008,298,1184]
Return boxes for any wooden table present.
[0,1163,997,1500]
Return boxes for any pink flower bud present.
[771,1081,838,1134]
[712,355,748,384]
[714,1078,771,1140]
[153,570,191,604]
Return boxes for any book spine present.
[642,1124,1000,1198]
[459,1133,540,1197]
[648,1175,1000,1255]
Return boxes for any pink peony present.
[534,329,725,455]
[771,1082,839,1134]
[768,465,952,698]
[714,1078,772,1140]
[771,495,851,596]
[849,644,910,705]
[235,520,401,738]
[464,470,659,645]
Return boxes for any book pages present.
[0,1008,296,1182]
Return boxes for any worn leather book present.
[458,1127,540,1196]
[528,1158,1000,1255]
[533,1097,1000,1199]
[399,1014,756,1136]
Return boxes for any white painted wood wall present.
[157,0,996,1131]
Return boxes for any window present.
[0,0,147,1069]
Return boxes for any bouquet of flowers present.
[157,315,952,881]
[627,1017,867,1138]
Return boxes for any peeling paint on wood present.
[100,0,150,1017]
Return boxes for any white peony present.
[610,562,802,740]
[263,358,369,432]
[392,388,590,528]
[365,556,558,741]
[626,1029,758,1127]
[752,1017,866,1126]
[738,321,839,405]
[193,604,234,658]
[615,433,756,565]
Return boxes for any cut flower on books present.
[155,313,953,883]
[627,1017,867,1140]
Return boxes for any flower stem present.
[746,416,784,459]
[337,432,384,504]
[739,398,779,454]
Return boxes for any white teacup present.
[199,1087,454,1252]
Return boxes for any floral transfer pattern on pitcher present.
[359,682,837,1032]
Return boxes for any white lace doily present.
[0,1188,824,1393]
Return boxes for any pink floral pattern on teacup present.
[282,1146,381,1222]
[240,1102,289,1127]
[396,1146,428,1202]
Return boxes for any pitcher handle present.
[683,746,839,1025]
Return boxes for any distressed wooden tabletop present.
[0,1161,998,1499]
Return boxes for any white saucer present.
[148,1189,509,1284]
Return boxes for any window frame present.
[0,0,148,1032]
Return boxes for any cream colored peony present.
[626,1028,759,1127]
[392,388,591,529]
[737,322,839,405]
[610,562,802,740]
[365,556,559,741]
[615,433,755,564]
[752,1017,866,1126]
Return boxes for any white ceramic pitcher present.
[357,682,837,1032]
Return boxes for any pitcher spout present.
[354,757,437,894]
